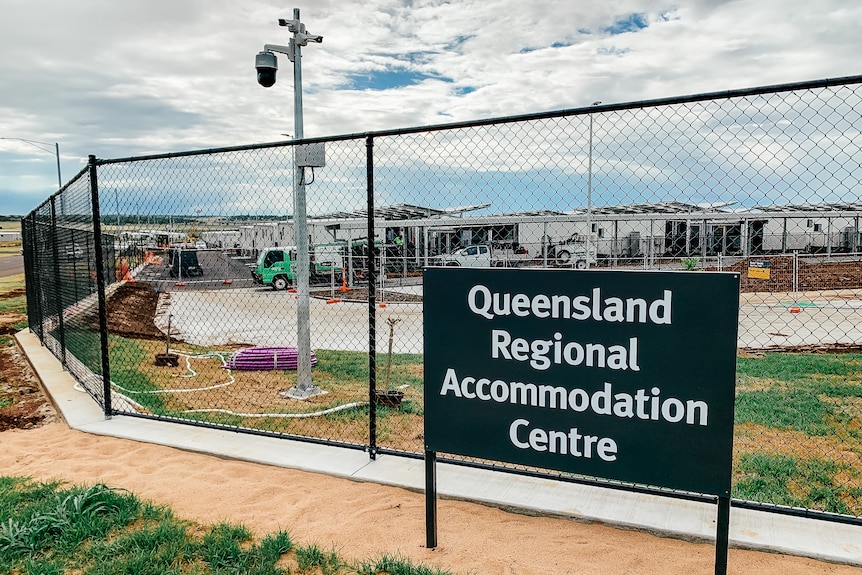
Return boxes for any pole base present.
[280,385,327,400]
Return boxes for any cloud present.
[1,0,860,215]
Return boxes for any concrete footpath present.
[15,328,862,567]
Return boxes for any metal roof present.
[750,202,862,213]
[312,203,489,221]
[310,201,862,223]
[578,201,735,215]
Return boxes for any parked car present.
[169,248,203,278]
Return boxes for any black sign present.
[424,268,739,496]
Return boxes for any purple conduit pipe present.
[224,346,318,371]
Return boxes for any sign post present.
[423,268,739,573]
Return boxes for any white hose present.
[182,401,367,418]
[112,350,235,394]
[74,376,147,411]
[72,351,366,420]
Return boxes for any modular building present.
[231,202,862,267]
[200,230,241,249]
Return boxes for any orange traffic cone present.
[337,269,351,292]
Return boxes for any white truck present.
[432,244,533,268]
[546,235,598,268]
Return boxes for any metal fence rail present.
[23,75,862,523]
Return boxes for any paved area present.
[738,290,862,348]
[159,285,862,354]
[15,327,862,566]
[131,254,862,353]
[157,287,423,353]
[0,254,24,277]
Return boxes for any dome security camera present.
[255,51,278,88]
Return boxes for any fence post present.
[89,155,113,418]
[24,212,45,341]
[792,251,798,295]
[367,135,378,459]
[49,196,67,366]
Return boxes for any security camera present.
[278,18,299,32]
[255,51,278,88]
[304,34,323,43]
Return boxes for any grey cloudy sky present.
[1,0,860,214]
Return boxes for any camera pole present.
[291,8,315,396]
[259,9,324,398]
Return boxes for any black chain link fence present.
[23,75,862,523]
[23,171,115,408]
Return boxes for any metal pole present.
[89,155,113,418]
[542,221,548,267]
[367,135,378,460]
[586,114,592,266]
[586,101,600,268]
[649,219,654,268]
[20,215,37,339]
[55,142,62,188]
[714,495,731,575]
[281,8,319,398]
[49,197,66,367]
[425,450,438,548]
[0,137,62,190]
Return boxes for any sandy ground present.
[2,423,861,575]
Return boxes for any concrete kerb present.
[14,327,862,566]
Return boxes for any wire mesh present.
[87,142,377,447]
[21,76,862,519]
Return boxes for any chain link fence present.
[23,75,862,523]
[22,171,115,409]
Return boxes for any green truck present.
[251,244,346,290]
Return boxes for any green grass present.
[93,343,426,442]
[0,477,454,575]
[0,294,26,314]
[734,353,862,436]
[0,479,142,572]
[314,349,424,391]
[59,329,170,413]
[356,554,454,575]
[0,272,26,317]
[733,352,862,513]
[734,388,834,436]
[736,352,862,382]
[61,327,103,370]
[733,453,862,515]
[295,543,341,574]
[0,272,25,293]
